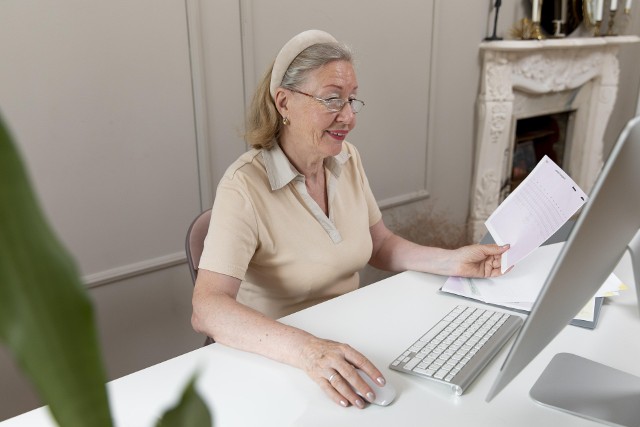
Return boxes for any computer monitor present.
[486,115,640,426]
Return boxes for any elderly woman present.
[191,30,509,409]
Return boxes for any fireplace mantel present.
[479,36,639,51]
[467,36,640,243]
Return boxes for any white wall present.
[1,0,639,422]
[603,8,640,152]
[1,1,202,280]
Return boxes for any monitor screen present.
[486,115,640,425]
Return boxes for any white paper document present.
[485,155,588,273]
[441,243,625,321]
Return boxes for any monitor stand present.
[530,353,640,427]
[530,231,640,427]
[629,229,640,316]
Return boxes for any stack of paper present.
[441,242,626,325]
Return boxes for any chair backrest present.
[185,209,215,346]
[185,209,212,285]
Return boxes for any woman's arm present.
[368,219,509,278]
[191,269,387,408]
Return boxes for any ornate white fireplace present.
[468,36,640,243]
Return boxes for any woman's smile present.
[326,129,348,141]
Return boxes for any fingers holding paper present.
[451,244,511,278]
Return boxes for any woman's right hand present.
[298,336,386,408]
[193,270,387,408]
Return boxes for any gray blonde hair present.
[245,42,353,150]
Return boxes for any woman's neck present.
[279,137,328,214]
[279,138,325,179]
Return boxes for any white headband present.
[269,29,338,100]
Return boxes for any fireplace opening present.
[507,111,574,196]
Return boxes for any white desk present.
[2,254,638,427]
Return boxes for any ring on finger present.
[327,372,339,383]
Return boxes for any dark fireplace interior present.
[508,111,573,195]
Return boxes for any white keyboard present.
[389,305,523,395]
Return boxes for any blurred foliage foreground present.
[0,114,212,427]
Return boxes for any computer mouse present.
[353,369,397,406]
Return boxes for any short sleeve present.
[198,177,258,280]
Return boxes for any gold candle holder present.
[531,21,545,39]
[606,9,618,35]
[594,19,603,36]
[531,0,545,39]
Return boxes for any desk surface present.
[3,255,638,427]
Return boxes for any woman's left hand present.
[450,244,510,278]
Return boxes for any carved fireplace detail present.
[468,36,640,243]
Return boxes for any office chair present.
[185,209,212,285]
[185,208,214,345]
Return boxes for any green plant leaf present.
[155,376,213,427]
[0,114,112,426]
[0,113,213,426]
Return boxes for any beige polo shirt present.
[199,141,382,319]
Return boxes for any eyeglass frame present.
[286,88,365,114]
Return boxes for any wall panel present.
[0,0,201,281]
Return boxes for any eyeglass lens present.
[326,99,364,113]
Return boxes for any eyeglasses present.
[288,88,365,114]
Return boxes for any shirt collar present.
[262,141,351,191]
